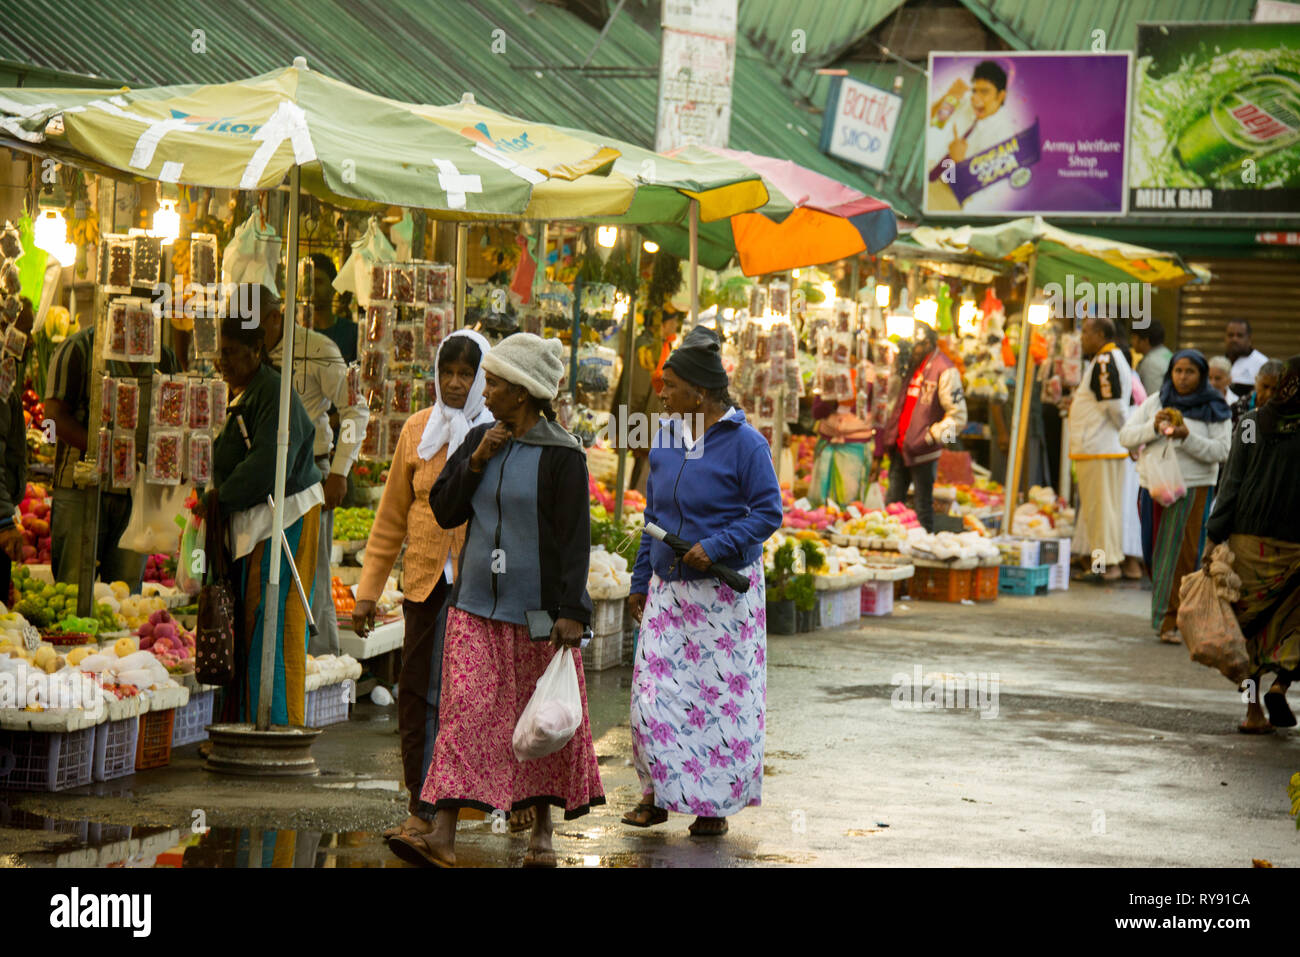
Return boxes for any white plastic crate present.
[816,587,861,629]
[860,580,895,617]
[1048,564,1070,591]
[0,727,95,792]
[172,687,216,747]
[591,599,625,638]
[93,716,139,782]
[305,679,354,728]
[581,630,623,672]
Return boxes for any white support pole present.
[688,199,699,326]
[455,223,469,329]
[258,165,301,731]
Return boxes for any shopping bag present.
[1176,544,1249,684]
[175,515,204,598]
[120,471,191,555]
[195,495,236,686]
[1144,438,1186,507]
[512,648,582,762]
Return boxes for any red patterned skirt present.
[419,606,606,819]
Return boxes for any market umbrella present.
[0,64,622,216]
[895,216,1204,527]
[637,145,899,276]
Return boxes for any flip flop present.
[509,807,537,833]
[383,820,433,841]
[1237,722,1275,735]
[1263,692,1296,728]
[622,802,668,828]
[387,833,455,868]
[522,846,557,868]
[688,816,729,837]
[1159,632,1181,645]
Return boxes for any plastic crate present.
[581,630,623,672]
[172,687,216,748]
[972,565,1000,602]
[861,580,895,617]
[1048,564,1070,591]
[93,716,140,782]
[913,565,973,602]
[591,599,624,638]
[0,727,95,792]
[135,708,175,770]
[621,626,638,666]
[999,564,1052,596]
[306,679,354,728]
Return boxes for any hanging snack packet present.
[106,300,130,360]
[755,330,770,363]
[126,303,160,361]
[386,416,405,454]
[2,324,26,361]
[0,357,15,399]
[392,324,416,363]
[114,379,139,429]
[391,264,415,304]
[188,378,212,429]
[769,348,785,383]
[361,350,386,388]
[132,235,162,287]
[365,303,392,344]
[97,428,112,480]
[188,433,213,485]
[100,377,116,426]
[346,364,362,407]
[104,235,133,292]
[111,432,136,489]
[369,263,390,302]
[193,309,220,358]
[191,233,219,286]
[361,417,383,458]
[153,375,187,428]
[366,388,385,416]
[391,379,413,415]
[210,379,229,430]
[424,305,448,352]
[147,430,184,485]
[419,263,453,303]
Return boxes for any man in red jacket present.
[875,322,967,532]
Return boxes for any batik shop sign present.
[924,52,1130,216]
[820,76,903,173]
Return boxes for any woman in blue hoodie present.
[624,326,784,837]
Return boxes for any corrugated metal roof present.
[738,0,906,80]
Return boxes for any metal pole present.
[1058,417,1071,502]
[570,275,582,400]
[454,223,468,330]
[257,165,301,731]
[613,240,641,528]
[1002,248,1038,533]
[688,199,699,326]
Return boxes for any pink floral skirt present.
[419,606,606,819]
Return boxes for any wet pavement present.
[2,582,1298,867]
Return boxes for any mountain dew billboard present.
[1129,22,1300,215]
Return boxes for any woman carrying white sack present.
[1120,349,1231,644]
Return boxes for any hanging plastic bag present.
[221,210,281,294]
[512,648,582,762]
[1143,438,1186,507]
[175,515,205,597]
[1176,543,1249,684]
[335,217,396,309]
[120,469,191,555]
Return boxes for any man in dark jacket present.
[875,321,967,532]
[0,298,34,601]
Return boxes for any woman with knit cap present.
[623,326,784,837]
[355,330,492,843]
[387,333,603,868]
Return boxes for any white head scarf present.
[417,329,493,461]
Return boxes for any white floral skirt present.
[630,559,767,817]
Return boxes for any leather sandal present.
[522,846,557,868]
[387,833,455,868]
[688,816,729,837]
[622,801,668,828]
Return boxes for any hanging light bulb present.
[821,280,836,302]
[875,283,891,308]
[885,310,914,339]
[1027,300,1050,325]
[792,269,801,278]
[913,296,939,328]
[958,299,978,335]
[152,198,181,245]
[642,240,659,253]
[34,207,76,267]
[596,226,618,248]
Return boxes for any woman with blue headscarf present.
[1121,349,1232,643]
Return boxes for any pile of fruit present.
[10,568,119,633]
[20,387,44,431]
[1011,485,1075,538]
[940,479,1005,515]
[588,476,645,516]
[143,552,177,586]
[136,609,195,673]
[781,488,840,531]
[332,577,355,618]
[333,507,375,542]
[17,482,51,565]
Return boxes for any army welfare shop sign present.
[655,0,737,152]
[820,76,903,174]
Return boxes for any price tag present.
[22,625,41,652]
[847,506,863,520]
[793,497,812,511]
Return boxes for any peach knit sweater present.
[357,407,466,603]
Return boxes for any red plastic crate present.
[135,708,175,770]
[914,565,973,602]
[972,565,1000,602]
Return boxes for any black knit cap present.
[663,324,729,389]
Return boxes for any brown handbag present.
[195,493,237,686]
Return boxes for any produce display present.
[135,608,195,674]
[333,507,375,542]
[781,489,839,531]
[833,506,915,549]
[17,481,52,565]
[143,552,177,586]
[899,528,1000,564]
[1011,485,1075,538]
[305,653,362,684]
[588,476,645,516]
[588,546,632,600]
[10,568,119,633]
[940,478,1006,515]
[332,577,356,618]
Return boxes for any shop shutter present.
[1177,258,1300,362]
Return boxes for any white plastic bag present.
[1144,438,1186,507]
[512,648,582,762]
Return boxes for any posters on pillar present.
[654,0,737,152]
[820,76,902,173]
[924,52,1130,216]
[1128,22,1300,216]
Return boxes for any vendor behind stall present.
[808,384,874,508]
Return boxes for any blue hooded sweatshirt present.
[631,407,784,594]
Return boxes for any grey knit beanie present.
[481,332,567,399]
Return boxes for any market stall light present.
[958,299,979,335]
[596,226,618,248]
[1027,301,1050,326]
[33,208,75,267]
[875,283,891,308]
[642,240,659,253]
[885,311,914,339]
[152,198,181,245]
[913,296,938,328]
[821,281,836,302]
[612,292,630,322]
[792,269,800,278]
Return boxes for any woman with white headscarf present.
[355,329,492,843]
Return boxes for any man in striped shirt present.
[44,320,180,587]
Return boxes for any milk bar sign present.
[820,77,902,173]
